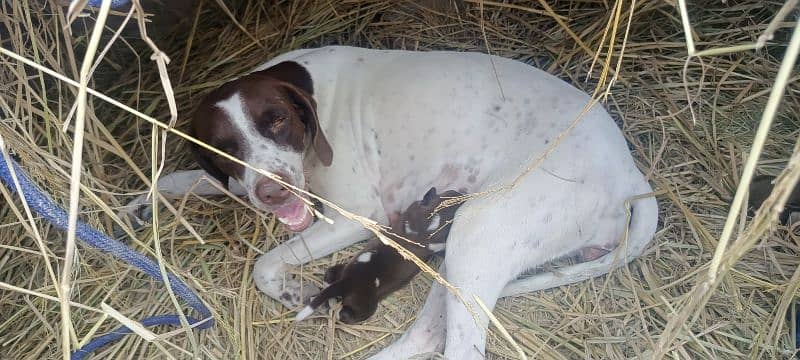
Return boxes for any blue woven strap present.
[71,315,205,360]
[80,0,130,8]
[0,153,213,359]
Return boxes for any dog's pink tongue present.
[274,198,312,232]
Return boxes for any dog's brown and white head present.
[191,61,332,232]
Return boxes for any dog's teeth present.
[279,212,308,227]
[294,306,314,321]
[279,217,299,226]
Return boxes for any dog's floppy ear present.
[255,61,314,95]
[281,83,333,166]
[254,61,333,166]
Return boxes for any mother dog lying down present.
[119,46,658,359]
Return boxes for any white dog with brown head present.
[119,46,658,360]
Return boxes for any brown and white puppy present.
[295,188,463,324]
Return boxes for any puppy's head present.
[337,289,379,324]
[401,187,464,243]
[191,61,332,232]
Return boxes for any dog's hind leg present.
[499,194,658,297]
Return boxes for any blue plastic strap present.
[81,0,131,8]
[0,153,213,359]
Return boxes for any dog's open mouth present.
[274,197,312,232]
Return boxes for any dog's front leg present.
[114,170,245,236]
[368,264,448,360]
[253,210,377,309]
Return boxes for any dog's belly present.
[361,52,631,214]
[285,47,639,217]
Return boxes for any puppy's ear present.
[254,61,333,167]
[324,264,345,284]
[421,187,438,206]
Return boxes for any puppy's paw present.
[112,195,153,238]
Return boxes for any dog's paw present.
[254,256,322,309]
[276,280,319,309]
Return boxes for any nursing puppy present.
[295,188,462,324]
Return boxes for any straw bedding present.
[1,0,799,359]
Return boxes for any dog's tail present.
[294,281,347,321]
[500,190,659,297]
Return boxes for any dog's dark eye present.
[262,108,289,133]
